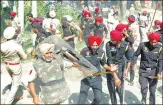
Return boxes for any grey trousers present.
[4,64,22,104]
[139,74,158,104]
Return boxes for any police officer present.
[1,27,27,104]
[105,30,133,104]
[8,11,21,42]
[61,16,78,49]
[80,10,94,44]
[92,17,108,39]
[115,23,136,86]
[78,35,121,104]
[33,43,79,104]
[132,32,162,104]
[91,17,108,49]
[94,7,103,18]
[138,11,148,42]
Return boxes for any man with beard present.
[132,32,162,104]
[105,30,133,104]
[78,35,121,104]
[32,43,79,104]
[80,10,94,45]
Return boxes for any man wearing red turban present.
[78,35,121,104]
[105,30,133,104]
[128,15,135,24]
[115,23,136,86]
[94,7,102,18]
[91,17,108,39]
[132,32,162,104]
[80,10,94,44]
[8,11,21,40]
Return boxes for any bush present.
[55,3,80,24]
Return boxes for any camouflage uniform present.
[62,25,77,48]
[33,55,72,104]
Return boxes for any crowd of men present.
[1,1,162,105]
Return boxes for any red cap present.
[95,17,103,23]
[9,11,17,17]
[110,30,123,41]
[83,11,91,17]
[148,32,160,42]
[128,15,135,23]
[82,10,87,15]
[142,11,147,16]
[88,36,102,46]
[154,20,161,25]
[115,24,129,33]
[95,7,100,13]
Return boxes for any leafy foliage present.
[37,1,49,18]
[55,3,80,24]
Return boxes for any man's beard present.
[111,41,117,46]
[43,56,54,62]
[89,47,97,55]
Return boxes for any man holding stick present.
[105,30,133,104]
[78,35,121,104]
[132,32,162,104]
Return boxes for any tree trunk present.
[18,1,24,32]
[32,1,37,17]
[120,0,127,20]
[13,1,17,12]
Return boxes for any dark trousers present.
[129,47,135,82]
[106,64,124,104]
[129,63,135,82]
[139,75,158,104]
[78,78,102,104]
